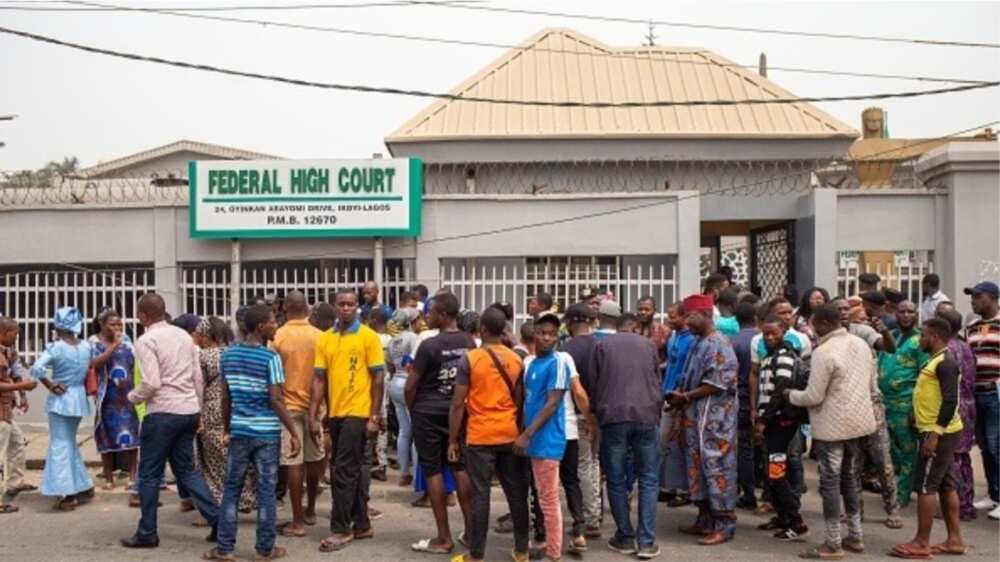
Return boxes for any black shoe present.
[757,517,784,531]
[120,535,159,549]
[205,528,218,543]
[773,525,809,542]
[658,490,676,503]
[607,536,637,555]
[667,496,691,508]
[636,543,661,559]
[737,497,758,510]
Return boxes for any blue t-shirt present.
[221,342,285,440]
[523,351,571,461]
[716,315,740,339]
[663,329,696,394]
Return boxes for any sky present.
[1,0,998,170]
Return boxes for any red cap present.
[682,294,714,313]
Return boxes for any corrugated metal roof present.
[82,139,279,178]
[387,28,858,143]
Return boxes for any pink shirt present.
[128,321,203,415]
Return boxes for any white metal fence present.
[440,261,679,327]
[0,268,155,364]
[180,263,414,319]
[836,252,934,303]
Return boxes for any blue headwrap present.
[53,306,83,335]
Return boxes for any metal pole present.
[374,236,384,289]
[230,238,242,332]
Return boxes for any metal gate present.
[750,222,795,300]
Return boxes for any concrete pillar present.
[811,188,839,292]
[230,239,241,330]
[153,207,180,315]
[414,200,440,293]
[676,191,701,299]
[917,142,1000,316]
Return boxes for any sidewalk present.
[22,425,102,470]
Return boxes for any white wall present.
[835,191,942,251]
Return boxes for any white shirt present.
[920,291,950,323]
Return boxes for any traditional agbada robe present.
[878,327,928,506]
[679,330,739,536]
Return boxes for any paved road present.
[4,464,999,562]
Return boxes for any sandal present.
[77,489,95,504]
[411,538,453,554]
[0,504,19,514]
[930,543,967,555]
[277,522,306,538]
[103,480,116,491]
[457,532,469,548]
[353,528,375,540]
[55,497,78,511]
[798,545,844,560]
[319,534,353,552]
[885,515,904,529]
[889,544,933,560]
[253,546,287,561]
[192,516,212,528]
[202,548,236,561]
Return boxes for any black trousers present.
[465,444,531,560]
[327,417,370,534]
[765,419,803,529]
[559,439,585,537]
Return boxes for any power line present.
[2,25,998,107]
[0,0,480,10]
[427,3,1000,49]
[18,0,994,85]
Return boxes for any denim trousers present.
[388,375,416,476]
[136,413,218,540]
[976,389,1000,502]
[216,437,280,555]
[600,422,660,548]
[813,438,863,550]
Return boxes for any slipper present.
[0,504,19,514]
[798,545,844,560]
[103,481,116,491]
[303,513,317,526]
[202,548,236,561]
[277,522,306,538]
[192,517,211,528]
[354,528,375,540]
[253,546,287,561]
[319,534,353,553]
[55,497,78,512]
[930,544,967,555]
[885,516,904,529]
[889,544,933,560]
[411,538,454,554]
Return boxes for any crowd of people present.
[0,272,998,561]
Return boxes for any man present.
[265,293,286,327]
[517,312,572,562]
[206,305,301,561]
[528,291,556,317]
[730,303,759,511]
[405,293,475,554]
[309,302,336,332]
[832,297,902,527]
[589,305,662,559]
[559,303,602,539]
[447,307,530,562]
[660,303,695,508]
[0,317,37,514]
[715,289,741,339]
[594,300,620,339]
[359,281,392,322]
[753,315,808,541]
[862,290,896,331]
[310,289,386,552]
[617,313,640,334]
[784,304,877,560]
[666,294,738,546]
[580,287,601,320]
[884,288,906,331]
[878,300,928,508]
[636,296,670,366]
[122,293,219,549]
[703,273,728,322]
[272,291,324,537]
[965,281,1000,520]
[890,318,966,559]
[859,273,881,294]
[920,274,949,323]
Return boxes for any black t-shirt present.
[412,330,477,416]
[561,334,596,395]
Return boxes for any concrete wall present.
[835,190,942,251]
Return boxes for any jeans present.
[328,417,369,534]
[388,375,415,475]
[736,414,756,505]
[464,444,530,560]
[601,422,660,548]
[532,459,562,560]
[976,390,1000,502]
[559,439,585,537]
[659,410,687,493]
[217,438,279,555]
[577,419,602,527]
[813,438,863,550]
[765,420,802,528]
[136,413,218,540]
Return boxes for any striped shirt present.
[221,342,285,440]
[967,313,1000,391]
[757,344,798,419]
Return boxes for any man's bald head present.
[285,290,308,318]
[361,281,380,305]
[137,293,166,325]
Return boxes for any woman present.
[193,317,256,513]
[90,309,140,491]
[939,309,979,520]
[31,307,94,511]
[794,287,830,347]
[387,308,420,486]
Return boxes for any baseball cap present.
[535,311,561,328]
[861,291,887,306]
[563,303,595,324]
[964,281,999,298]
[598,300,622,318]
[883,288,906,305]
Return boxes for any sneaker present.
[667,495,691,508]
[973,496,999,510]
[774,525,809,542]
[636,544,661,559]
[989,505,1000,521]
[607,536,637,555]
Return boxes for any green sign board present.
[189,158,422,239]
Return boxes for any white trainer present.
[989,505,1000,521]
[973,496,999,510]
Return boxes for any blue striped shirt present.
[221,343,285,440]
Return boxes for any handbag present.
[483,346,524,432]
[85,366,98,396]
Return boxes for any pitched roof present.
[81,139,279,178]
[387,28,858,144]
[845,135,995,162]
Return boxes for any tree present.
[1,156,80,188]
